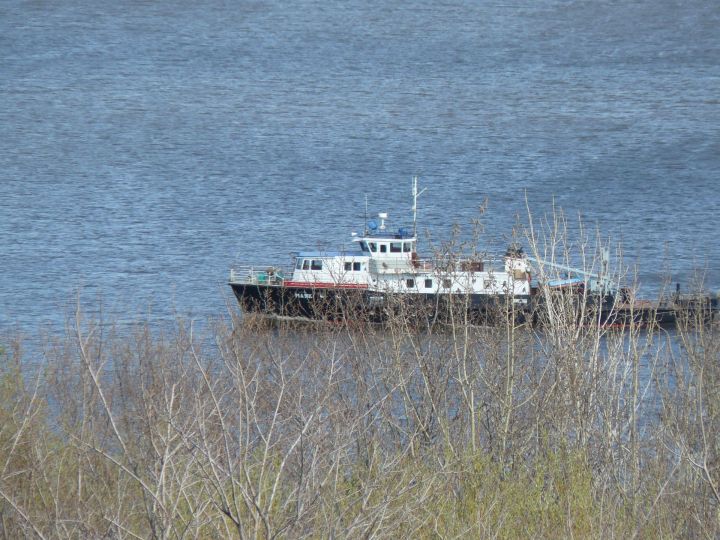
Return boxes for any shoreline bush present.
[0,304,718,538]
[2,209,718,538]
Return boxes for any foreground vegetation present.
[1,298,718,538]
[2,212,718,538]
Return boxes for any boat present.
[229,178,536,324]
[229,179,719,327]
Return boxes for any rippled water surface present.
[2,0,719,330]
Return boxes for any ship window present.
[390,242,402,253]
[353,262,361,271]
[406,278,415,288]
[380,244,387,253]
[425,279,432,288]
[359,241,369,252]
[403,242,413,253]
[344,262,352,271]
[443,278,452,289]
[296,259,303,270]
[369,242,377,252]
[311,260,323,271]
[302,260,310,270]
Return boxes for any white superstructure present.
[281,226,530,299]
[229,178,532,304]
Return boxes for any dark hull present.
[231,282,719,327]
[229,282,532,324]
[533,294,719,328]
[603,299,719,327]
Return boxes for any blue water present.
[2,0,719,331]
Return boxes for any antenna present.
[412,176,427,237]
[364,194,368,235]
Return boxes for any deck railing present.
[369,257,487,274]
[229,264,294,285]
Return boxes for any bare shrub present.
[0,205,718,537]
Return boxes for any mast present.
[364,194,368,235]
[412,176,426,237]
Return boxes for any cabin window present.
[344,262,352,271]
[311,260,323,271]
[390,242,402,253]
[296,259,303,270]
[406,278,415,288]
[403,242,413,253]
[380,244,387,253]
[359,241,369,252]
[353,262,361,271]
[302,260,310,270]
[369,242,377,252]
[443,278,452,289]
[424,279,432,288]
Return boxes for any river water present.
[2,0,719,332]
